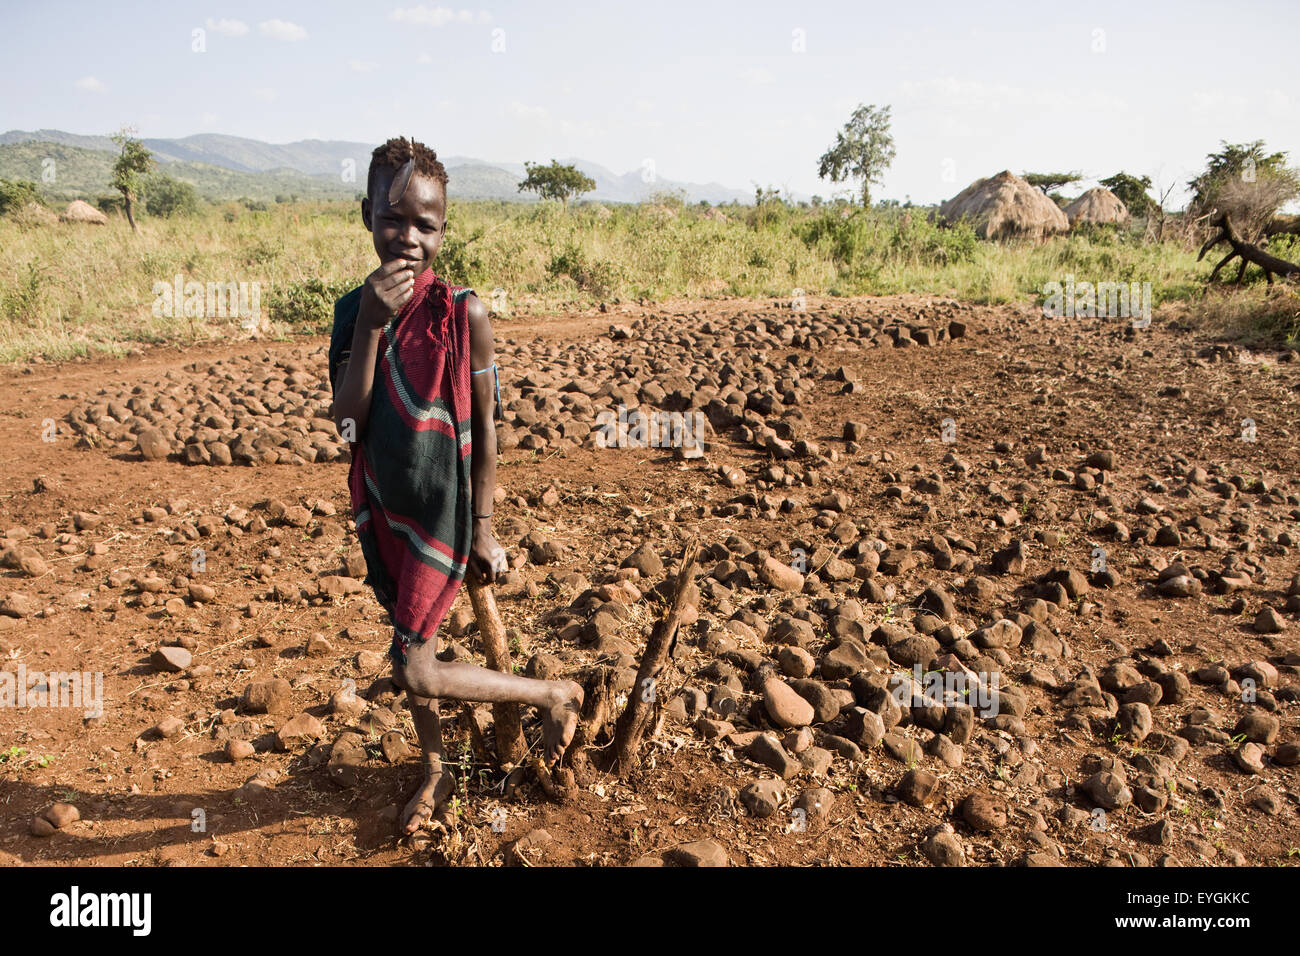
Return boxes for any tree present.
[144,174,200,217]
[517,160,595,209]
[0,178,40,216]
[110,128,154,232]
[817,104,896,207]
[1186,140,1299,242]
[1187,140,1288,211]
[1023,171,1082,194]
[1099,172,1155,216]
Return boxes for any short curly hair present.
[367,136,449,202]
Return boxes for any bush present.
[437,229,484,287]
[96,194,125,216]
[144,175,200,217]
[267,277,359,333]
[546,243,624,299]
[0,179,40,216]
[1,261,42,322]
[796,208,873,264]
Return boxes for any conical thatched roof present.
[60,200,108,224]
[1066,187,1130,227]
[939,170,1068,240]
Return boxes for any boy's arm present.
[331,260,415,437]
[331,323,385,438]
[467,293,504,582]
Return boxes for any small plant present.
[267,277,358,333]
[1,261,43,324]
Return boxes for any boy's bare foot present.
[541,681,584,765]
[400,766,455,835]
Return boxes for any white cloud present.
[204,18,249,37]
[416,52,433,64]
[75,76,105,93]
[508,101,550,124]
[1190,90,1248,112]
[559,119,602,139]
[1262,88,1290,113]
[253,87,277,102]
[894,76,1128,121]
[738,67,773,86]
[390,6,491,26]
[898,75,1128,115]
[259,19,307,42]
[200,112,219,128]
[349,59,379,72]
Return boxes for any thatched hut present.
[939,170,1068,240]
[60,200,108,225]
[1066,187,1129,228]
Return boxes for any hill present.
[0,129,753,204]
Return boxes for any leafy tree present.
[1023,171,1082,194]
[517,160,595,209]
[1099,172,1155,215]
[1186,140,1300,241]
[0,178,40,215]
[144,174,199,217]
[817,104,896,207]
[110,128,154,232]
[1187,140,1289,211]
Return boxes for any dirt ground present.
[1,292,1297,867]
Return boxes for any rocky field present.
[1,292,1298,867]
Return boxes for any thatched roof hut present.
[1066,187,1129,228]
[60,200,108,225]
[939,170,1068,240]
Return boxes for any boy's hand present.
[359,259,416,329]
[468,523,506,585]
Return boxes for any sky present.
[1,0,1297,206]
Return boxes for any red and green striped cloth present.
[329,270,474,665]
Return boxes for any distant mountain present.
[0,141,359,202]
[0,129,754,204]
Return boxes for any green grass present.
[0,194,1281,364]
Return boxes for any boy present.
[329,137,582,835]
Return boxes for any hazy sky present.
[2,0,1296,205]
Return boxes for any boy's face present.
[361,169,446,275]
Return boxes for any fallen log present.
[1265,214,1300,239]
[1198,212,1300,287]
[610,537,699,778]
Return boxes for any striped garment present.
[328,270,474,665]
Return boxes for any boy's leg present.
[394,631,583,765]
[400,692,455,834]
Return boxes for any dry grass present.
[0,196,1266,363]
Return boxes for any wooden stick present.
[610,537,699,778]
[464,576,527,767]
